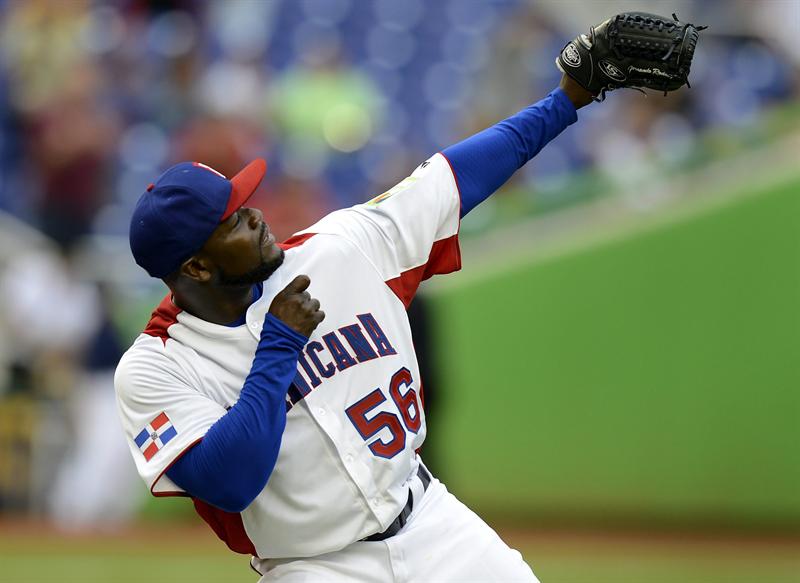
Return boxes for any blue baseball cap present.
[130,158,267,278]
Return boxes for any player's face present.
[200,207,285,286]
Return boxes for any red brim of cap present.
[220,158,267,221]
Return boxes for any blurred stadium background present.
[0,0,798,581]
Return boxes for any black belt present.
[362,464,431,542]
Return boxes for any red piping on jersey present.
[439,151,464,234]
[279,232,316,250]
[149,437,203,498]
[385,234,461,308]
[143,294,182,345]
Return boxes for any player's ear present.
[180,256,213,283]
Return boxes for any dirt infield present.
[1,520,798,582]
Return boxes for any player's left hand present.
[556,12,706,101]
[268,274,325,338]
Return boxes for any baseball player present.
[116,14,702,582]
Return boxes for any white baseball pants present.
[253,476,540,582]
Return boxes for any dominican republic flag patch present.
[135,412,177,461]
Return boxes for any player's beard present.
[218,247,285,287]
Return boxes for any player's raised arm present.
[441,76,586,219]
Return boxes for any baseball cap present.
[130,158,267,278]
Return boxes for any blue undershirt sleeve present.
[441,87,578,218]
[166,314,307,513]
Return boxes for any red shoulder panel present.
[279,232,316,251]
[143,293,181,345]
[385,234,461,308]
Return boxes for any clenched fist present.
[268,275,325,338]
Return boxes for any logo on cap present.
[192,162,227,178]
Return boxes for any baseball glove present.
[556,12,707,100]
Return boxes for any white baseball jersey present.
[115,154,461,559]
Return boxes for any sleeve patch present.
[135,412,178,462]
[365,176,419,206]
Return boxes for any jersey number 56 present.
[345,367,421,459]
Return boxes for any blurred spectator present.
[0,0,90,114]
[47,284,142,531]
[251,174,333,242]
[0,242,98,514]
[0,0,796,238]
[24,62,120,247]
[1,244,99,398]
[1,2,121,241]
[267,37,383,207]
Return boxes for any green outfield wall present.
[427,178,800,530]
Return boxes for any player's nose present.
[246,207,264,228]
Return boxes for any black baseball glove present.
[556,12,706,100]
